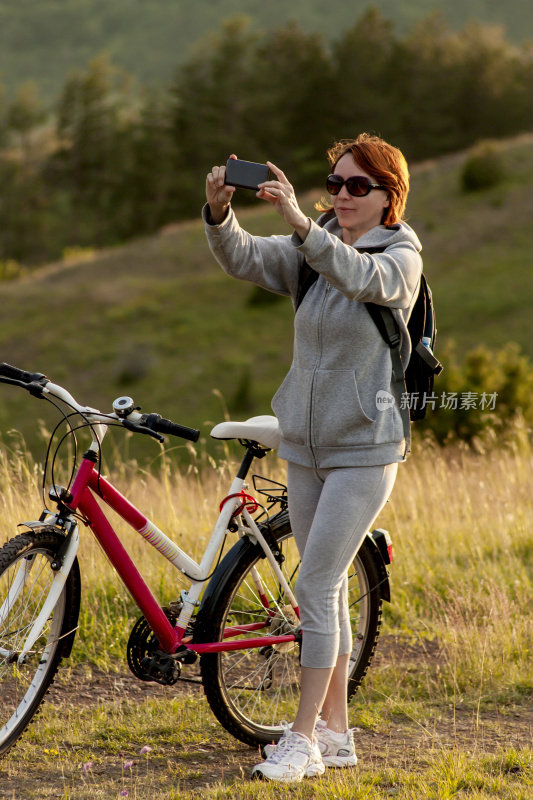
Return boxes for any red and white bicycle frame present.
[20,382,298,661]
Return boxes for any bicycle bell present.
[113,396,135,417]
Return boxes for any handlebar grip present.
[142,413,200,442]
[122,418,164,443]
[0,362,47,384]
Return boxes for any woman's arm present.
[204,205,303,297]
[204,158,302,297]
[294,222,422,309]
[251,161,421,309]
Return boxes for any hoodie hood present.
[320,213,422,253]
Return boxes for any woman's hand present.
[206,155,237,224]
[257,162,311,241]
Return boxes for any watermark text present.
[375,390,499,412]
[400,391,498,411]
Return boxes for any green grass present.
[1,694,531,798]
[1,133,533,459]
[0,424,532,796]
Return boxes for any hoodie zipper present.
[308,282,331,465]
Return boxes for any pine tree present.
[330,9,396,143]
[169,16,259,214]
[55,54,134,246]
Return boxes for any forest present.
[1,10,533,267]
[1,0,532,100]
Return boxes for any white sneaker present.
[263,718,357,768]
[316,720,358,768]
[252,725,325,782]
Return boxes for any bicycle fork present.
[0,525,80,664]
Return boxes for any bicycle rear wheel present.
[0,531,81,756]
[194,510,383,746]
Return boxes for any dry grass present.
[0,424,531,700]
[0,428,532,797]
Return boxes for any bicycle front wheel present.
[195,510,384,746]
[0,531,81,756]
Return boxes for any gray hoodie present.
[203,205,422,468]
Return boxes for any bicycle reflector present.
[371,528,393,564]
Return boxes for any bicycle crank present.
[127,601,191,685]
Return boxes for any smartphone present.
[224,158,270,190]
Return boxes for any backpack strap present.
[295,209,334,310]
[366,302,411,454]
[295,260,320,311]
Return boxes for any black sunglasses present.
[326,174,386,197]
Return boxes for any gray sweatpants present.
[287,461,398,669]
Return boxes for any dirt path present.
[1,637,532,797]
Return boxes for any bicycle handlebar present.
[0,362,201,443]
[141,413,200,443]
[0,362,48,385]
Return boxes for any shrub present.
[419,341,533,446]
[0,259,26,281]
[460,141,506,193]
[113,345,154,386]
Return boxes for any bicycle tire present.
[194,510,383,746]
[0,531,81,756]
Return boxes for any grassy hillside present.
[0,134,532,457]
[1,0,532,101]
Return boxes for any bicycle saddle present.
[210,415,281,450]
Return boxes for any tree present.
[0,79,8,148]
[246,20,333,185]
[119,88,178,235]
[452,23,533,143]
[330,9,396,144]
[1,82,49,263]
[54,54,135,246]
[169,17,259,214]
[388,14,468,159]
[7,82,45,146]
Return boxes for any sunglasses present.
[326,174,386,197]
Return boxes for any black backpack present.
[295,227,443,442]
[365,272,443,421]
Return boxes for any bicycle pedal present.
[140,652,181,685]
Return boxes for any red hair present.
[316,133,410,225]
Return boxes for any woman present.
[204,134,422,783]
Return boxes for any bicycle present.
[0,362,393,756]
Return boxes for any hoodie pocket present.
[312,369,375,447]
[271,367,313,445]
